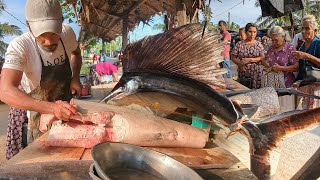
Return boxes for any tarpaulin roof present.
[259,0,305,18]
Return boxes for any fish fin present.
[123,23,227,89]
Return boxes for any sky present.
[0,0,262,44]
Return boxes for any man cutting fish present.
[0,0,81,159]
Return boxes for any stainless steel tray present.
[91,142,203,180]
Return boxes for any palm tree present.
[229,22,240,31]
[0,1,23,57]
[152,23,166,32]
[255,0,320,29]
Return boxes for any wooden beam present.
[102,0,147,42]
[122,15,129,50]
[94,8,122,18]
[157,0,176,13]
[86,0,152,43]
[87,22,118,34]
[126,0,148,15]
[144,2,161,14]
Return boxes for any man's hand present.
[53,100,77,121]
[70,77,81,96]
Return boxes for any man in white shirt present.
[0,0,82,158]
[291,32,303,50]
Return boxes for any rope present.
[212,0,244,18]
[0,6,27,27]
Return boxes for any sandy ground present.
[0,103,10,166]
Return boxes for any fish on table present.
[99,23,320,180]
[41,24,320,180]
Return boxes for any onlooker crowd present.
[219,14,320,110]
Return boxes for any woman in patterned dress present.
[231,23,265,89]
[6,86,28,160]
[264,26,298,88]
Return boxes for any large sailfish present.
[101,24,320,180]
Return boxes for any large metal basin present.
[91,142,203,180]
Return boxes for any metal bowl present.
[91,142,203,180]
[240,104,259,118]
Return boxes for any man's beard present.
[40,44,58,52]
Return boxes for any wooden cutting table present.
[0,79,257,179]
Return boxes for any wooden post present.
[102,40,106,52]
[122,15,129,51]
[110,41,112,57]
[228,12,231,30]
[176,0,187,27]
[289,12,295,38]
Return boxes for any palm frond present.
[257,16,274,28]
[255,15,265,24]
[254,0,260,7]
[0,0,5,14]
[0,23,22,36]
[0,40,8,56]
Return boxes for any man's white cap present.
[25,0,63,37]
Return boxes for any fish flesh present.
[42,100,209,149]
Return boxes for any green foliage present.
[80,65,90,74]
[59,0,80,23]
[84,37,122,57]
[201,4,213,23]
[152,23,166,32]
[0,0,23,57]
[205,22,219,33]
[229,22,240,31]
[255,0,320,30]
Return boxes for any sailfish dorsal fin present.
[122,23,227,88]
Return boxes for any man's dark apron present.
[27,39,72,143]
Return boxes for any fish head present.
[100,76,142,103]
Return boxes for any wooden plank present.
[291,146,320,180]
[274,128,320,180]
[225,78,250,91]
[148,146,242,169]
[81,145,242,169]
[81,148,92,160]
[0,160,93,180]
[134,92,200,117]
[3,133,85,166]
[81,143,241,169]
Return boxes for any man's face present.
[218,23,226,33]
[35,32,60,52]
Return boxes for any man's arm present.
[222,32,231,43]
[69,45,82,95]
[0,69,53,112]
[0,69,77,120]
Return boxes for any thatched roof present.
[78,0,199,41]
